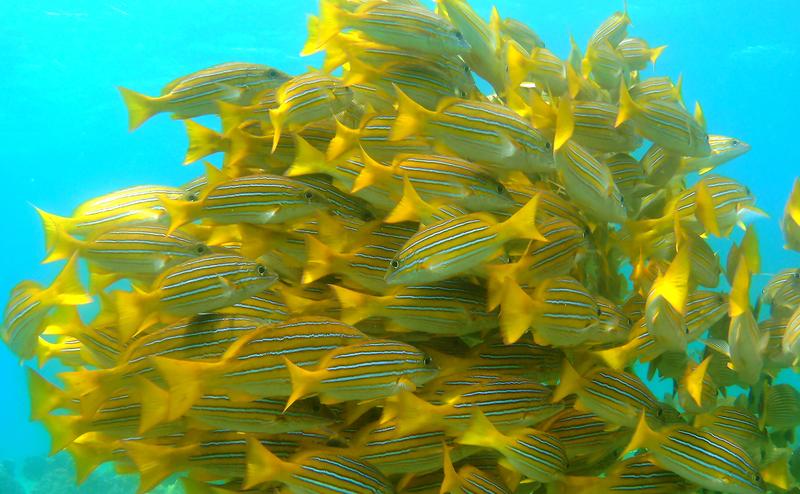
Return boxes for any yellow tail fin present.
[651,243,691,314]
[41,413,84,454]
[499,194,546,242]
[217,100,250,135]
[506,40,531,91]
[352,149,394,193]
[615,80,637,127]
[551,360,583,403]
[34,206,74,260]
[554,96,574,151]
[114,288,150,342]
[27,368,71,420]
[118,86,161,131]
[184,120,222,164]
[283,356,322,411]
[49,254,93,306]
[151,356,218,421]
[313,0,348,54]
[327,118,360,160]
[391,87,434,141]
[285,134,328,177]
[385,176,433,224]
[135,377,170,434]
[621,412,656,456]
[458,409,502,449]
[160,195,203,234]
[66,435,113,484]
[126,441,196,494]
[302,235,341,284]
[244,437,288,489]
[331,285,375,325]
[440,444,461,494]
[650,45,667,64]
[268,107,285,153]
[499,281,535,344]
[686,356,711,407]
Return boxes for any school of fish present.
[5,0,800,493]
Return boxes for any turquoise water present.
[1,0,798,490]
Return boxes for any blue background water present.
[1,0,798,475]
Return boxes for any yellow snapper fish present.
[680,134,752,175]
[2,256,92,359]
[440,446,510,494]
[313,0,471,57]
[119,62,290,130]
[245,441,393,493]
[283,338,439,408]
[552,454,696,494]
[588,6,632,48]
[782,178,800,251]
[160,165,329,233]
[623,414,766,494]
[489,6,545,54]
[385,195,545,285]
[114,253,278,338]
[616,37,667,71]
[392,89,554,175]
[268,71,354,151]
[617,81,711,157]
[34,185,183,250]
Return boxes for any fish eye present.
[267,69,277,77]
[186,191,200,202]
[596,307,603,317]
[455,31,464,40]
[731,139,739,146]
[704,133,709,141]
[545,141,552,150]
[256,264,268,276]
[195,244,208,255]
[423,355,433,365]
[389,259,400,269]
[754,474,762,483]
[496,183,506,194]
[303,190,316,201]
[744,186,751,195]
[464,64,471,74]
[619,195,625,205]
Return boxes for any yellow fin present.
[331,285,375,325]
[499,194,546,242]
[650,45,667,64]
[391,86,434,141]
[458,409,502,449]
[440,444,461,494]
[126,441,196,494]
[385,176,434,224]
[268,107,285,153]
[741,224,760,274]
[135,377,170,434]
[34,206,74,261]
[286,134,327,177]
[27,368,70,420]
[694,180,721,236]
[729,254,750,318]
[313,0,349,54]
[41,414,84,454]
[652,244,691,313]
[302,235,342,284]
[615,79,637,127]
[114,288,152,342]
[686,356,711,407]
[244,436,288,489]
[554,96,574,151]
[552,359,583,403]
[388,391,443,435]
[49,254,93,306]
[499,281,535,344]
[327,118,360,160]
[621,412,657,456]
[283,356,321,411]
[160,195,203,235]
[352,149,393,193]
[118,86,161,131]
[151,356,218,421]
[184,120,222,164]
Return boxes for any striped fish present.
[328,113,433,163]
[762,383,800,431]
[583,39,627,90]
[623,415,765,494]
[118,62,290,129]
[386,195,544,285]
[759,317,794,369]
[680,135,751,175]
[389,375,563,434]
[353,153,515,213]
[640,143,682,188]
[437,0,506,93]
[553,361,663,428]
[759,268,800,317]
[268,72,354,151]
[353,420,470,475]
[588,8,631,47]
[554,140,627,223]
[685,291,728,339]
[246,443,393,493]
[558,454,696,494]
[2,256,92,359]
[114,253,277,338]
[694,406,765,460]
[314,1,470,58]
[555,98,642,153]
[333,279,496,336]
[458,410,567,483]
[590,295,633,346]
[284,338,439,407]
[151,316,368,419]
[161,167,329,233]
[490,7,545,54]
[42,225,210,284]
[34,185,182,248]
[292,173,376,221]
[440,445,510,494]
[499,276,599,346]
[392,90,554,175]
[458,338,565,383]
[617,37,666,71]
[541,408,630,461]
[507,41,567,96]
[672,175,758,237]
[217,289,290,325]
[617,82,710,157]
[629,75,683,104]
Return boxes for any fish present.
[588,7,631,48]
[392,89,554,175]
[617,37,667,71]
[119,62,290,129]
[386,195,544,285]
[2,256,92,359]
[783,178,800,251]
[314,0,471,57]
[440,445,510,494]
[623,414,766,494]
[554,454,696,494]
[113,253,278,338]
[680,135,752,175]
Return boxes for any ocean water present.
[1,0,798,491]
